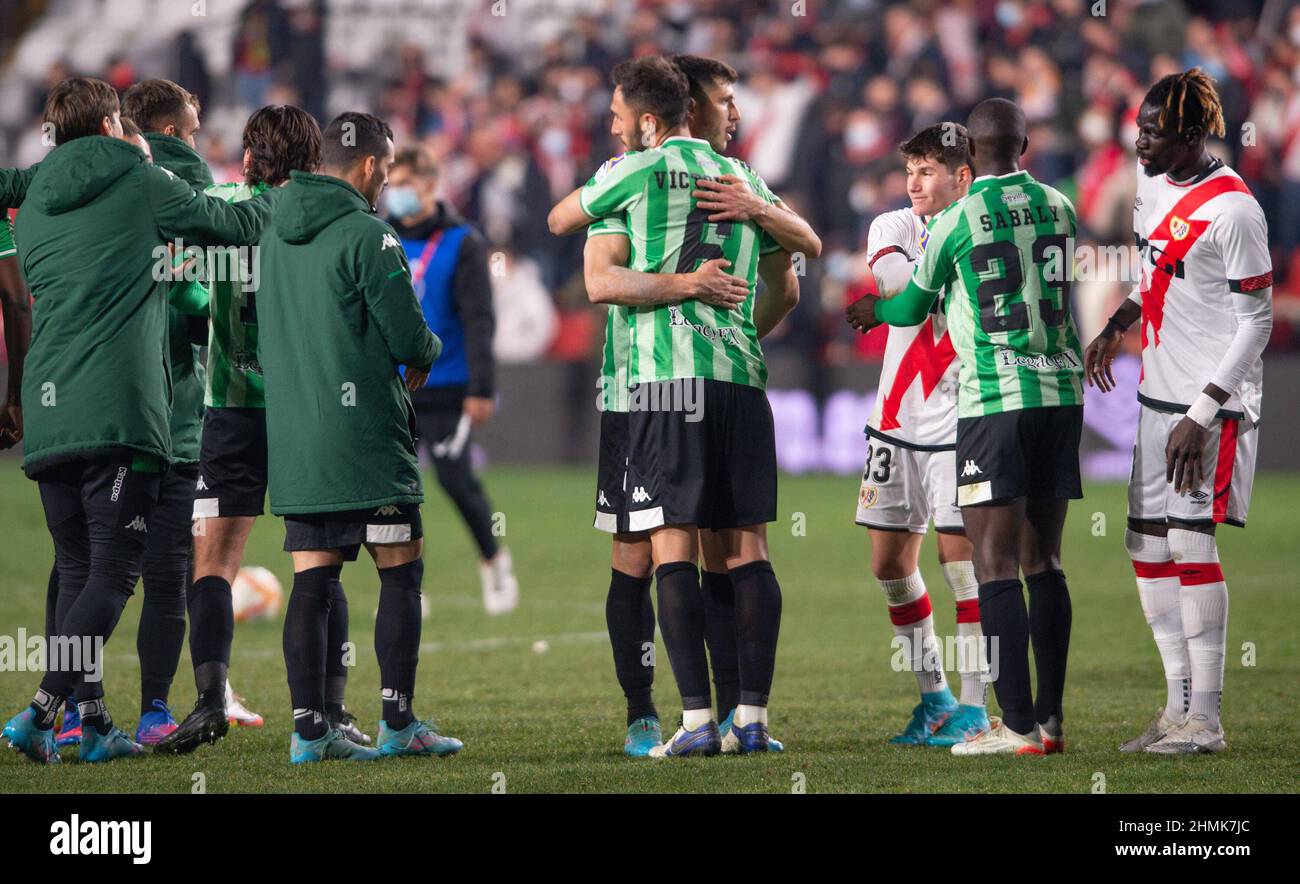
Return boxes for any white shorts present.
[1127,405,1257,528]
[854,434,963,533]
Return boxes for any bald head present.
[966,97,1027,174]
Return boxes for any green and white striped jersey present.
[908,170,1084,417]
[203,181,267,408]
[587,216,634,413]
[579,137,783,390]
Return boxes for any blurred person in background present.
[384,144,519,617]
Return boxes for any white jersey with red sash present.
[865,208,958,449]
[1132,161,1272,424]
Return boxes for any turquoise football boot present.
[890,689,958,745]
[718,708,785,753]
[290,728,382,764]
[3,707,60,764]
[377,719,463,758]
[80,725,145,763]
[624,716,662,757]
[927,704,991,747]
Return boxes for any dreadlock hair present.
[1143,67,1226,140]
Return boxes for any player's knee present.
[612,538,653,579]
[870,553,912,582]
[1166,525,1218,562]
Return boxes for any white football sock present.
[682,708,714,731]
[735,704,767,727]
[1168,529,1228,731]
[879,570,948,697]
[942,560,987,707]
[1126,530,1191,716]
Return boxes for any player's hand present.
[1166,416,1209,495]
[845,293,882,333]
[688,258,748,310]
[1084,325,1124,392]
[463,396,495,426]
[404,366,429,392]
[692,175,765,223]
[0,400,22,449]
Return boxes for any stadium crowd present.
[2,0,1298,366]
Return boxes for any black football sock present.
[325,577,349,715]
[1026,569,1072,726]
[77,697,113,737]
[730,561,782,708]
[188,575,234,705]
[44,564,59,643]
[39,555,137,701]
[376,560,424,730]
[701,570,740,718]
[283,565,338,738]
[138,554,188,712]
[654,562,711,713]
[29,689,63,730]
[978,578,1035,735]
[605,569,657,725]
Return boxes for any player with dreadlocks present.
[1085,68,1272,754]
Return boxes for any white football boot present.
[1119,707,1182,753]
[224,680,264,727]
[1143,713,1226,755]
[950,716,1045,756]
[480,547,519,616]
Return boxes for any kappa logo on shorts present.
[196,476,208,491]
[123,516,148,533]
[597,490,611,507]
[110,466,128,502]
[631,486,652,504]
[961,460,983,477]
[373,505,401,516]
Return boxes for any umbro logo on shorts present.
[373,505,401,516]
[961,460,983,477]
[631,486,652,504]
[123,516,148,532]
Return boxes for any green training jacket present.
[0,136,274,476]
[257,170,440,515]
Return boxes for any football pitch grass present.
[0,463,1296,794]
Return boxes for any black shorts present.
[955,405,1083,506]
[194,407,268,518]
[37,455,162,547]
[283,503,423,562]
[146,461,200,559]
[625,378,777,531]
[594,409,632,534]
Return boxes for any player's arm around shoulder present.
[146,164,273,248]
[354,215,440,376]
[0,163,39,208]
[551,151,654,235]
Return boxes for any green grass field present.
[0,462,1296,794]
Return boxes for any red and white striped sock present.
[942,560,986,707]
[879,571,947,696]
[1125,530,1191,717]
[1168,528,1228,731]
